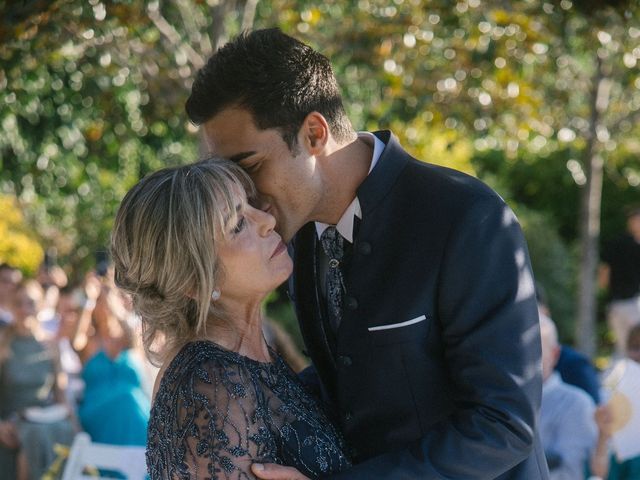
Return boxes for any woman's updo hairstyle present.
[110,158,255,364]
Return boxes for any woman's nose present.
[253,206,276,235]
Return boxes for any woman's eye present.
[232,217,246,235]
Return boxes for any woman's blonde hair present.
[110,159,255,365]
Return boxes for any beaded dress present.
[146,340,350,479]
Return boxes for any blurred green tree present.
[0,194,44,275]
[1,0,638,354]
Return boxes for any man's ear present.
[299,112,330,155]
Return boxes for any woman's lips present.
[271,240,287,258]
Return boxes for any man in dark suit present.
[186,28,548,479]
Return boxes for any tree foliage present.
[0,194,44,275]
[0,0,638,345]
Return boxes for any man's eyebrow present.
[228,151,256,163]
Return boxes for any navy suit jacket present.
[290,131,549,479]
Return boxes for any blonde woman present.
[111,160,349,479]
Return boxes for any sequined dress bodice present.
[146,340,350,479]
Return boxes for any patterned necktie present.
[320,226,345,332]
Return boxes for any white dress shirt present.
[315,132,385,243]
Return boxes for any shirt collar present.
[315,132,385,243]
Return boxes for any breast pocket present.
[368,314,432,346]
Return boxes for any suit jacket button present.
[339,355,352,366]
[357,241,371,255]
[344,411,353,421]
[345,296,358,310]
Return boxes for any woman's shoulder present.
[165,340,242,373]
[153,341,247,399]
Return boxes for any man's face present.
[203,107,322,243]
[0,268,20,304]
[56,294,80,334]
[13,288,37,321]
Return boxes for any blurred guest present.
[590,325,640,480]
[53,285,88,408]
[600,206,640,358]
[591,403,640,480]
[74,274,150,446]
[0,263,22,326]
[537,293,600,404]
[539,312,598,479]
[35,256,69,338]
[0,281,76,480]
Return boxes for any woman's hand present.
[0,420,20,449]
[251,463,311,480]
[594,404,614,440]
[84,272,102,303]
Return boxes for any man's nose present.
[249,193,270,212]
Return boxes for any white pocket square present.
[368,315,427,332]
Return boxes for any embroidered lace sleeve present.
[146,341,350,480]
[186,360,277,478]
[147,348,277,479]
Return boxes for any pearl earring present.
[211,289,221,301]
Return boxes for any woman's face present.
[12,288,37,323]
[215,189,293,304]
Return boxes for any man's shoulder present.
[397,160,510,227]
[378,132,503,205]
[411,159,496,195]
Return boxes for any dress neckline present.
[186,339,277,367]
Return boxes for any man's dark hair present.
[186,28,353,150]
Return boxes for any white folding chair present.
[61,432,147,480]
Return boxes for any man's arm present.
[255,197,544,479]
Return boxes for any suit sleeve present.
[326,196,543,479]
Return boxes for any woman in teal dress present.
[76,279,150,446]
[0,281,76,480]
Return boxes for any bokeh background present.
[1,0,639,361]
